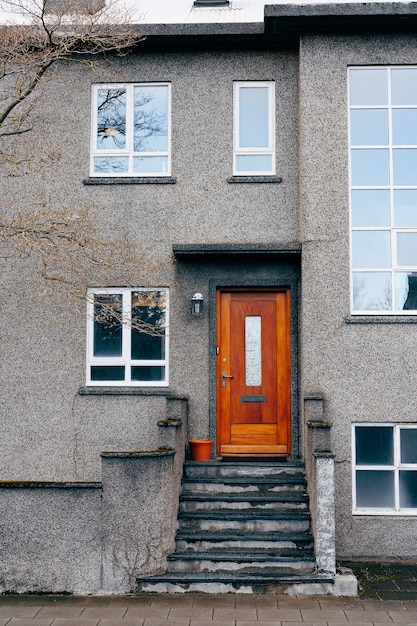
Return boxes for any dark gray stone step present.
[183,460,306,481]
[180,491,308,503]
[176,529,314,545]
[178,509,310,521]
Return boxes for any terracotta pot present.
[189,439,213,461]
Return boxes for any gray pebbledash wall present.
[299,33,417,558]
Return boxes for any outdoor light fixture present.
[191,293,204,316]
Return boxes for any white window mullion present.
[122,290,132,382]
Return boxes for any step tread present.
[178,510,310,520]
[177,529,314,540]
[168,552,316,562]
[180,492,308,502]
[137,571,332,585]
[182,477,307,485]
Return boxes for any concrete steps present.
[136,460,333,594]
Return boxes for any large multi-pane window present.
[86,288,168,386]
[233,81,275,175]
[353,424,417,514]
[90,83,171,176]
[349,67,417,313]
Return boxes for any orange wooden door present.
[216,289,291,456]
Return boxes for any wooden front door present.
[216,289,291,457]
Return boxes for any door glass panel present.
[356,426,394,464]
[351,190,390,227]
[356,470,395,508]
[353,272,392,310]
[93,294,122,356]
[400,429,417,463]
[245,316,262,386]
[400,471,417,508]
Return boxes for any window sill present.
[79,387,174,396]
[83,177,176,185]
[346,315,417,324]
[227,175,282,184]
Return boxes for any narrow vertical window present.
[91,83,171,177]
[87,288,169,386]
[233,81,275,175]
[349,67,417,313]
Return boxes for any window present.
[90,83,171,177]
[349,67,417,313]
[353,424,417,514]
[86,288,168,386]
[233,81,275,175]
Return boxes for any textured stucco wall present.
[299,34,417,558]
[1,47,299,482]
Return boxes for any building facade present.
[1,0,417,594]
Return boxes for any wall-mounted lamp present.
[191,293,204,316]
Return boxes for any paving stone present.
[143,620,191,626]
[0,606,42,618]
[345,611,393,622]
[236,596,278,609]
[190,621,235,626]
[237,621,283,626]
[124,607,171,619]
[281,622,327,626]
[389,611,417,622]
[169,607,213,619]
[67,597,113,607]
[193,596,236,608]
[8,620,54,626]
[213,608,258,620]
[300,609,348,622]
[52,620,100,626]
[36,607,85,619]
[151,595,194,607]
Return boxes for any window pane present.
[394,190,417,227]
[131,366,165,382]
[134,85,169,152]
[93,294,122,357]
[131,291,166,360]
[395,272,417,310]
[351,190,390,227]
[356,426,394,465]
[350,109,388,146]
[392,109,417,145]
[356,470,395,508]
[133,156,168,174]
[391,68,417,105]
[352,231,391,268]
[349,69,388,106]
[397,232,417,266]
[353,272,392,310]
[401,429,417,463]
[239,87,269,148]
[91,366,125,381]
[400,471,417,508]
[393,149,417,186]
[236,155,272,173]
[96,88,126,150]
[351,149,389,186]
[94,157,128,174]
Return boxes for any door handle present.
[221,371,234,388]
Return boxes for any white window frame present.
[90,83,171,177]
[86,287,169,387]
[352,423,417,515]
[233,81,275,176]
[348,66,417,314]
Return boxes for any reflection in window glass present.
[394,190,417,227]
[391,68,417,105]
[395,273,417,310]
[239,87,269,148]
[131,291,166,361]
[96,88,126,150]
[397,233,417,266]
[349,68,388,106]
[356,426,394,465]
[393,149,417,186]
[350,109,388,146]
[400,471,417,508]
[356,470,395,508]
[352,231,391,269]
[236,155,272,172]
[133,85,169,152]
[93,294,122,357]
[351,149,390,186]
[392,109,417,145]
[351,190,390,227]
[352,272,391,311]
[400,429,417,463]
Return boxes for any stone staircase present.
[136,459,334,594]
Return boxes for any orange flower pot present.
[189,439,213,461]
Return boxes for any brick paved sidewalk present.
[0,593,417,626]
